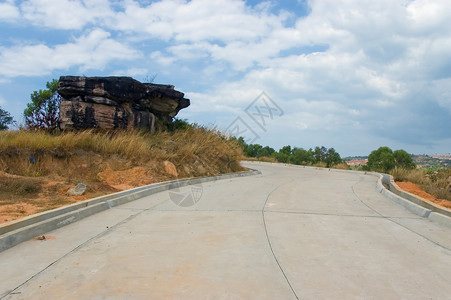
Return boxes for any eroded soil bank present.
[0,148,242,223]
[396,181,451,209]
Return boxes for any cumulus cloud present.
[111,0,287,42]
[0,29,139,77]
[110,67,149,78]
[20,0,115,30]
[0,0,20,21]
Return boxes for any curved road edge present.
[376,172,451,226]
[246,161,451,227]
[2,161,450,253]
[0,168,261,253]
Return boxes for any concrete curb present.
[0,168,261,253]
[375,175,432,218]
[243,161,451,227]
[377,173,451,226]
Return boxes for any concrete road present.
[1,162,450,299]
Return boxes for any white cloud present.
[21,0,114,30]
[0,0,20,21]
[150,51,176,66]
[111,0,287,43]
[110,67,149,78]
[0,29,140,77]
[407,0,451,34]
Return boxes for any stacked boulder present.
[58,76,190,132]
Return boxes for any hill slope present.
[0,127,244,223]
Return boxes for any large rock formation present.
[58,76,190,131]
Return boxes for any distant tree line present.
[235,138,416,172]
[236,137,343,168]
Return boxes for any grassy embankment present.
[0,127,244,222]
[391,167,451,202]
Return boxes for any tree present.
[324,147,342,167]
[0,107,15,130]
[313,146,328,163]
[260,146,275,157]
[290,147,314,165]
[393,149,416,169]
[368,147,416,172]
[245,144,263,157]
[24,79,61,130]
[279,145,292,156]
[236,137,247,151]
[368,146,395,172]
[273,145,292,163]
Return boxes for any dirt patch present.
[0,164,170,224]
[396,181,451,209]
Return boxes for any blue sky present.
[0,0,450,157]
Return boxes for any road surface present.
[1,162,450,299]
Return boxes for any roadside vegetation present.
[240,141,450,204]
[237,137,345,169]
[0,126,244,222]
[349,146,450,203]
[390,167,451,202]
[0,79,244,222]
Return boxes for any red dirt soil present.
[396,181,451,209]
[0,168,168,224]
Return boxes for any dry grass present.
[391,167,451,201]
[243,156,276,163]
[0,176,41,199]
[0,127,244,178]
[331,162,351,170]
[312,162,327,168]
[0,127,244,222]
[0,129,154,159]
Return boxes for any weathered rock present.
[59,100,155,131]
[58,76,190,131]
[67,183,87,196]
